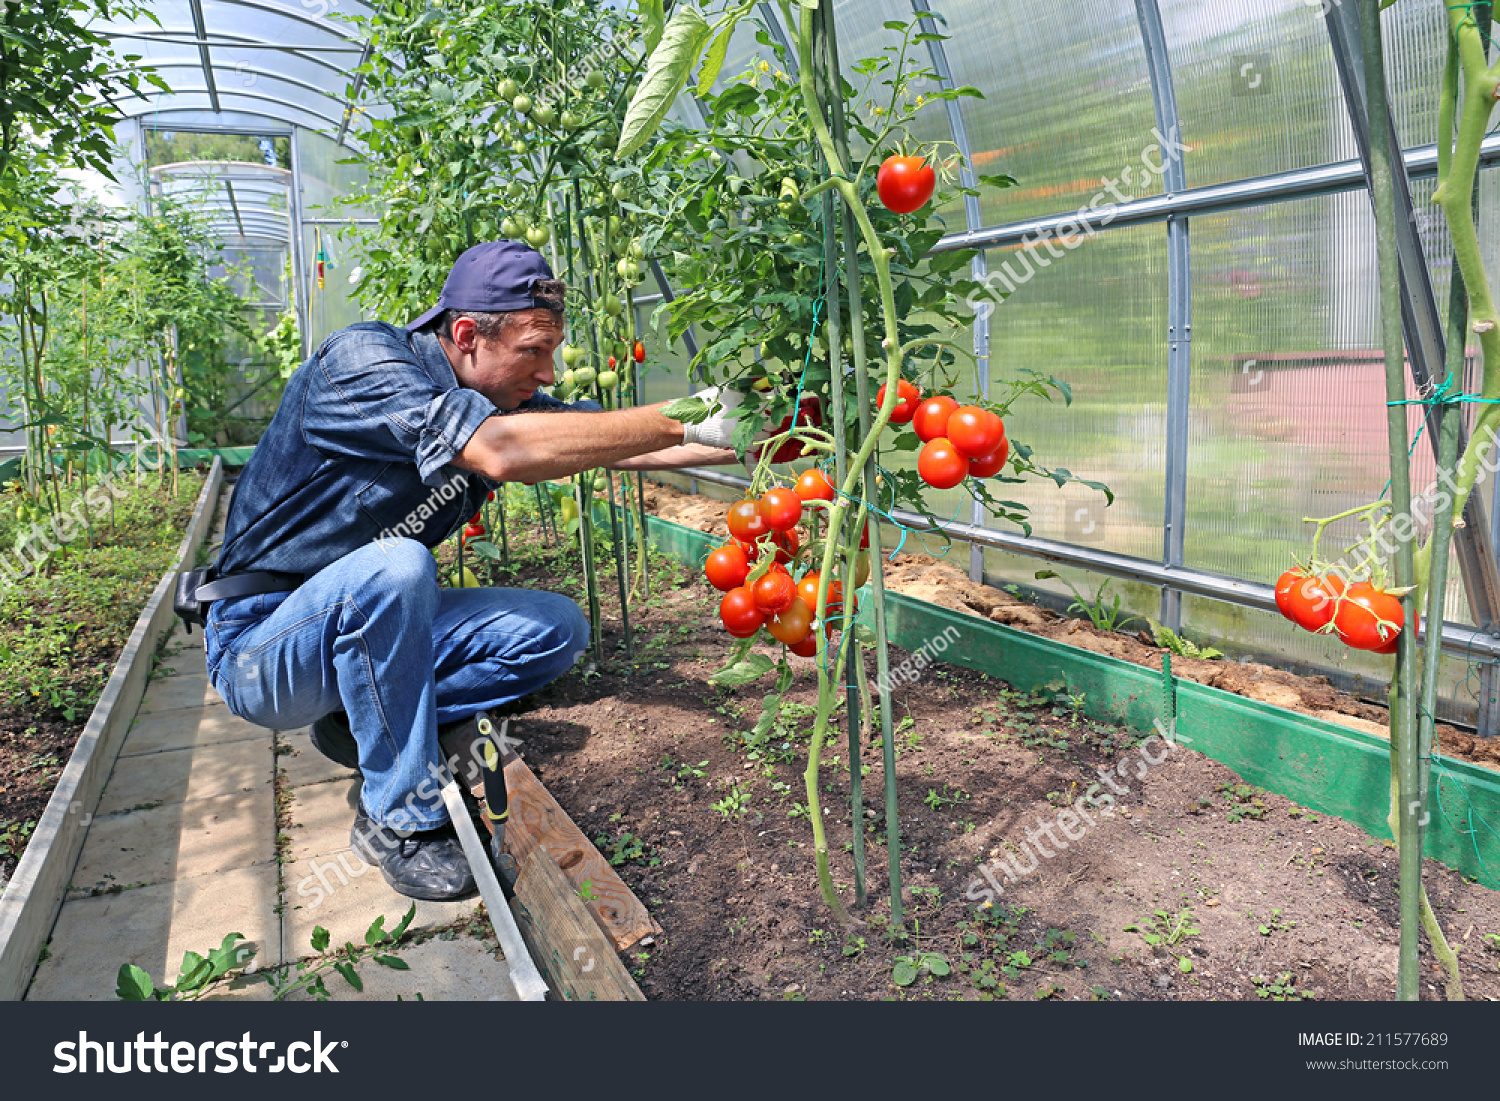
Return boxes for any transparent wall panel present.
[296,127,371,222]
[1159,0,1354,189]
[301,222,374,347]
[1184,189,1473,644]
[633,300,696,405]
[931,0,1161,227]
[968,222,1169,566]
[1381,0,1451,154]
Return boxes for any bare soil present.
[0,472,206,887]
[467,490,1500,1002]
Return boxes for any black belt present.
[174,566,305,634]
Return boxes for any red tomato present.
[789,632,820,657]
[753,570,796,615]
[797,573,856,620]
[704,544,751,591]
[967,438,1010,478]
[947,406,1005,459]
[767,598,814,646]
[1334,582,1405,651]
[608,355,617,368]
[469,511,482,525]
[758,487,803,531]
[877,379,922,425]
[464,523,485,538]
[633,340,646,364]
[1274,569,1307,622]
[876,154,936,214]
[918,438,968,489]
[727,499,770,543]
[720,587,764,638]
[1286,574,1345,633]
[912,395,959,443]
[487,491,496,501]
[794,468,836,503]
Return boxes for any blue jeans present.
[205,538,589,830]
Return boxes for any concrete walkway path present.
[25,485,518,1002]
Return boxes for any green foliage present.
[1251,971,1315,1001]
[1146,619,1224,661]
[115,906,417,1001]
[1034,570,1138,633]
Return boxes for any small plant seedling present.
[892,951,950,987]
[1251,972,1314,1001]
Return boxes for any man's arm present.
[610,443,740,471]
[452,402,687,483]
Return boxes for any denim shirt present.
[207,321,595,673]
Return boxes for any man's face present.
[444,311,565,411]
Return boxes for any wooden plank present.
[0,460,224,1000]
[512,849,644,1002]
[475,755,661,953]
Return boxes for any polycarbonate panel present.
[1159,0,1354,189]
[301,222,371,347]
[296,127,371,222]
[926,0,1160,228]
[634,300,697,406]
[1183,189,1473,641]
[895,222,1170,617]
[1381,0,1451,154]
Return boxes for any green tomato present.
[532,104,556,126]
[561,110,583,130]
[778,200,796,215]
[561,344,585,367]
[506,180,526,199]
[512,94,532,115]
[628,239,645,260]
[500,216,525,238]
[608,215,623,239]
[611,181,629,201]
[525,224,551,247]
[561,368,576,386]
[498,78,520,100]
[586,69,607,90]
[779,176,800,201]
[560,498,579,524]
[596,370,618,390]
[573,366,596,386]
[593,474,608,492]
[512,139,529,155]
[601,294,623,317]
[788,232,807,247]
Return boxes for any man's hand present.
[677,387,746,451]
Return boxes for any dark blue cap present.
[407,239,557,331]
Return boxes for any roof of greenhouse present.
[99,0,379,139]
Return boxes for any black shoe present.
[310,710,361,769]
[350,805,478,902]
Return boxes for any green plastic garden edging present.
[640,511,1500,890]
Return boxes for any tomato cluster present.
[1274,569,1410,654]
[879,382,1010,489]
[706,480,862,655]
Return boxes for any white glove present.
[679,386,744,450]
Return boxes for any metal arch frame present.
[172,0,366,48]
[1133,0,1191,634]
[288,125,313,359]
[336,41,375,147]
[108,30,366,64]
[119,87,346,133]
[187,0,221,112]
[911,0,991,583]
[121,62,350,119]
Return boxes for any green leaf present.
[641,0,666,53]
[1178,956,1193,974]
[175,951,209,990]
[334,962,363,992]
[616,6,712,160]
[390,903,417,941]
[892,959,918,986]
[374,954,411,970]
[659,393,713,424]
[466,540,502,560]
[116,963,158,1001]
[710,651,775,688]
[697,20,737,95]
[311,926,331,953]
[925,953,951,977]
[365,914,388,946]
